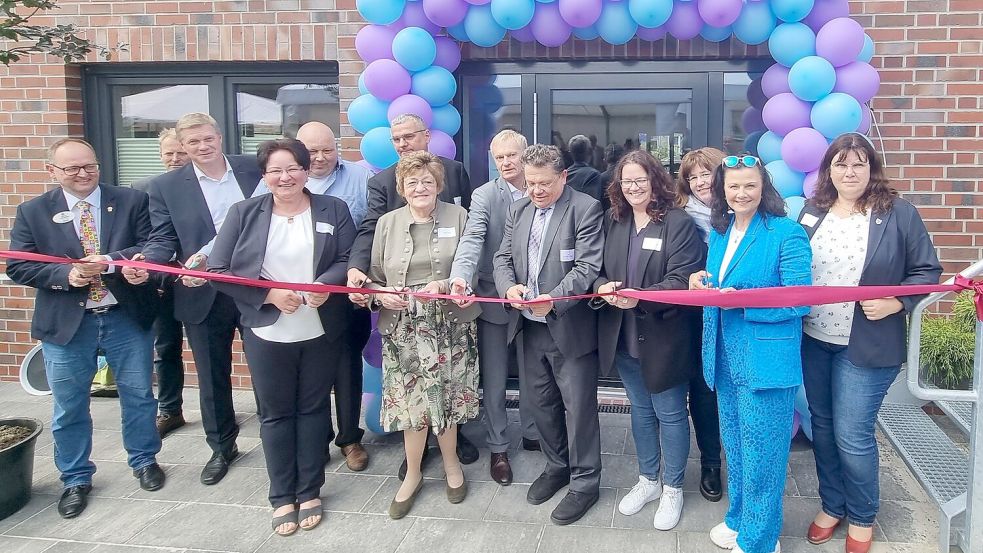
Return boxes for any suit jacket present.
[798,198,942,368]
[7,185,159,345]
[493,186,604,359]
[349,155,471,272]
[141,155,262,324]
[450,178,519,325]
[206,192,355,342]
[592,208,706,393]
[566,162,603,203]
[702,213,812,391]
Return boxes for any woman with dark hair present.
[689,154,812,553]
[798,134,941,553]
[593,150,706,529]
[208,138,355,536]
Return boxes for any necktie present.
[77,201,108,302]
[526,208,549,296]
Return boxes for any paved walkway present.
[0,381,945,553]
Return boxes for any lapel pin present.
[875,218,882,225]
[107,206,113,212]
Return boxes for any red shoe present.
[807,518,841,544]
[845,532,873,553]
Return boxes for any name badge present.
[437,227,456,238]
[560,249,575,262]
[642,237,662,251]
[315,222,334,235]
[800,213,819,227]
[52,211,73,224]
[453,196,462,206]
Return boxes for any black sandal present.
[272,508,299,536]
[298,502,323,531]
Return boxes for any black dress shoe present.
[134,463,166,491]
[550,491,599,525]
[700,467,722,502]
[457,433,479,464]
[526,471,570,505]
[398,445,432,481]
[522,438,542,452]
[201,445,238,485]
[489,452,513,486]
[57,484,92,519]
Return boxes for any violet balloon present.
[747,78,767,109]
[387,94,434,127]
[803,170,819,197]
[465,0,491,3]
[741,106,766,134]
[355,25,397,62]
[762,92,813,136]
[816,17,865,67]
[530,2,572,47]
[665,0,703,41]
[781,127,828,173]
[761,63,792,97]
[636,25,667,41]
[559,0,603,28]
[434,36,463,71]
[832,61,880,104]
[698,0,743,28]
[803,0,850,31]
[401,1,441,34]
[511,26,537,42]
[858,104,872,133]
[429,130,458,159]
[363,59,412,101]
[422,0,469,28]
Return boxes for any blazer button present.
[638,335,645,342]
[436,270,442,275]
[78,301,84,307]
[453,318,458,322]
[404,248,409,253]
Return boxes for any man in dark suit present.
[493,144,605,525]
[131,128,190,438]
[123,113,262,486]
[345,113,479,472]
[565,135,603,203]
[8,138,166,519]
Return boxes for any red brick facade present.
[0,0,980,384]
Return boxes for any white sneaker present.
[652,485,684,530]
[709,521,739,549]
[618,475,661,515]
[733,542,780,553]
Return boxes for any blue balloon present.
[629,0,673,28]
[491,0,536,30]
[744,130,765,154]
[348,94,391,134]
[360,126,399,169]
[700,24,733,43]
[768,22,816,67]
[765,159,805,198]
[771,0,814,23]
[597,0,638,45]
[573,25,600,40]
[811,92,862,139]
[446,21,470,42]
[357,73,368,95]
[757,131,784,164]
[464,5,507,48]
[432,104,462,136]
[784,195,806,220]
[411,65,458,106]
[733,1,777,45]
[859,34,874,62]
[788,56,836,101]
[392,27,437,72]
[356,0,406,25]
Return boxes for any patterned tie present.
[526,208,549,296]
[77,201,108,302]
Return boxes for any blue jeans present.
[616,350,690,487]
[42,308,160,488]
[801,335,898,527]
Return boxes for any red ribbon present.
[1,249,976,313]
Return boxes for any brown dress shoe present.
[341,443,369,472]
[807,519,840,545]
[156,412,185,438]
[489,452,513,486]
[845,532,873,553]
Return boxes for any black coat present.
[565,162,603,203]
[592,208,707,393]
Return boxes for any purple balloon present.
[355,25,397,62]
[761,63,792,97]
[781,127,828,173]
[858,105,872,133]
[816,17,865,67]
[636,25,668,41]
[402,1,441,34]
[803,0,850,32]
[741,107,766,134]
[832,61,880,103]
[698,0,743,28]
[530,2,572,47]
[422,0,469,28]
[429,130,457,159]
[510,25,536,42]
[762,92,813,135]
[747,78,767,109]
[465,0,491,4]
[434,36,463,71]
[803,169,819,197]
[363,59,412,101]
[665,0,703,40]
[558,0,603,28]
[387,94,434,127]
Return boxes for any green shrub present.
[920,292,976,390]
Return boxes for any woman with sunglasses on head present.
[689,154,812,553]
[797,134,941,553]
[593,151,706,530]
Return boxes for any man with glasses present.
[8,138,166,518]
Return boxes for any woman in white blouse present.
[208,139,356,537]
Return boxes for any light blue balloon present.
[464,5,508,48]
[392,27,437,72]
[573,25,600,40]
[411,65,458,106]
[446,21,469,42]
[597,0,638,45]
[859,34,874,62]
[788,55,836,101]
[358,73,369,95]
[771,0,814,23]
[744,130,765,154]
[757,131,784,164]
[810,92,862,139]
[733,1,777,46]
[432,104,462,136]
[348,94,391,134]
[628,0,673,29]
[491,0,536,30]
[360,126,399,169]
[356,0,406,25]
[765,159,805,198]
[768,22,816,68]
[784,195,806,220]
[700,24,732,43]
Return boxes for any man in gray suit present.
[448,130,541,487]
[493,144,604,525]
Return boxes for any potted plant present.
[0,417,44,520]
[920,291,976,391]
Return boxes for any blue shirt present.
[253,159,371,227]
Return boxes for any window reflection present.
[465,74,521,185]
[723,72,765,155]
[236,84,340,155]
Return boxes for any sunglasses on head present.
[722,155,760,168]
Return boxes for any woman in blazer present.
[798,134,941,553]
[366,150,481,519]
[208,139,355,537]
[592,150,706,529]
[689,154,812,553]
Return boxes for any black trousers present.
[689,373,722,469]
[154,281,185,415]
[243,328,338,508]
[327,307,368,448]
[183,292,240,456]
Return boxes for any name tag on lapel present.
[800,213,819,227]
[315,222,334,235]
[642,237,662,251]
[560,249,575,262]
[453,196,462,206]
[437,227,456,238]
[52,211,73,224]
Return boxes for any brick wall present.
[1,0,981,384]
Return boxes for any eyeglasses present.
[404,180,436,191]
[307,148,336,158]
[391,129,427,144]
[722,155,760,169]
[687,172,713,184]
[50,163,99,176]
[264,167,307,178]
[618,178,649,189]
[831,161,870,173]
